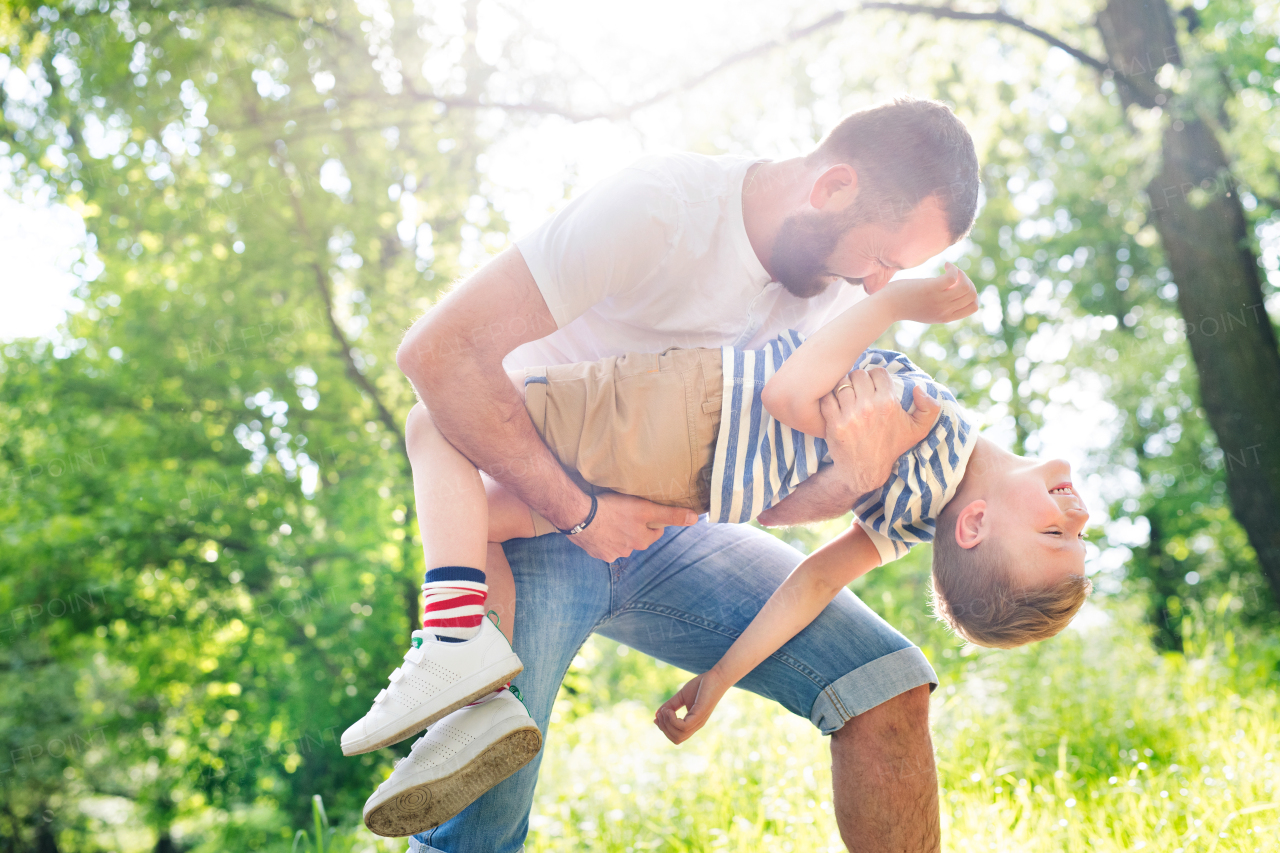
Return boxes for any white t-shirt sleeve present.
[515,166,683,329]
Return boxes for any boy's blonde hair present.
[930,504,1092,649]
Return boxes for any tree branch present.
[399,4,1133,124]
[272,156,409,462]
[860,3,1113,74]
[400,9,852,122]
[616,9,851,116]
[219,0,353,45]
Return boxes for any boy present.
[348,264,1090,836]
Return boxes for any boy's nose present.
[1070,505,1090,535]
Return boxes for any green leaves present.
[3,0,1279,846]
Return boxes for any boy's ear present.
[809,164,860,211]
[953,500,988,550]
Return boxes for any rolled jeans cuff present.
[809,646,938,735]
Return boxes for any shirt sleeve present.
[853,435,940,566]
[514,165,683,330]
[856,516,907,566]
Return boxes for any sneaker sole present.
[342,657,523,756]
[363,722,543,837]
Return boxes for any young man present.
[392,97,980,852]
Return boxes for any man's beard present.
[769,197,879,298]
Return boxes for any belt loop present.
[523,366,549,433]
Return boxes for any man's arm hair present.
[397,246,695,563]
[755,464,858,528]
[397,246,592,531]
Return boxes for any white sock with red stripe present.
[421,566,487,643]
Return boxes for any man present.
[393,96,980,851]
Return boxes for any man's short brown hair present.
[930,504,1092,649]
[807,96,980,241]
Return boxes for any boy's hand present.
[882,262,978,325]
[654,670,729,745]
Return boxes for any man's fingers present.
[819,392,842,421]
[909,386,943,437]
[646,502,699,528]
[849,369,874,398]
[638,527,665,550]
[867,367,892,395]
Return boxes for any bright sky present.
[0,190,86,341]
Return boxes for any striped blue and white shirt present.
[708,331,977,565]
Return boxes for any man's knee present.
[834,684,932,746]
[832,685,935,788]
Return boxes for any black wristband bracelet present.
[558,493,598,536]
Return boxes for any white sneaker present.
[362,687,542,837]
[341,615,522,756]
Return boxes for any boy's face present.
[981,457,1090,587]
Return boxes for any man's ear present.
[809,164,859,211]
[953,499,989,550]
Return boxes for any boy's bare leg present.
[406,402,490,572]
[482,476,538,643]
[483,545,517,643]
[404,370,535,643]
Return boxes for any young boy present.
[349,264,1091,836]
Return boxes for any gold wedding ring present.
[834,384,853,394]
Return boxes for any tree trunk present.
[1098,0,1280,607]
[1141,512,1184,651]
[35,821,58,853]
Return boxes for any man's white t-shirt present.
[506,153,865,370]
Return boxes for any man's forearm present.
[403,344,590,532]
[396,249,591,532]
[755,464,857,527]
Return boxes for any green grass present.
[278,598,1279,852]
[523,598,1279,853]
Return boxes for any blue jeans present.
[410,521,936,852]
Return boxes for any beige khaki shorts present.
[522,347,724,536]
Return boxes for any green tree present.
[4,1,1280,848]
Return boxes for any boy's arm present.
[654,525,881,744]
[761,264,975,437]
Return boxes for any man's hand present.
[654,669,729,745]
[881,262,978,325]
[571,492,698,563]
[820,367,942,499]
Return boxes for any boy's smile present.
[952,440,1091,588]
[987,458,1090,585]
